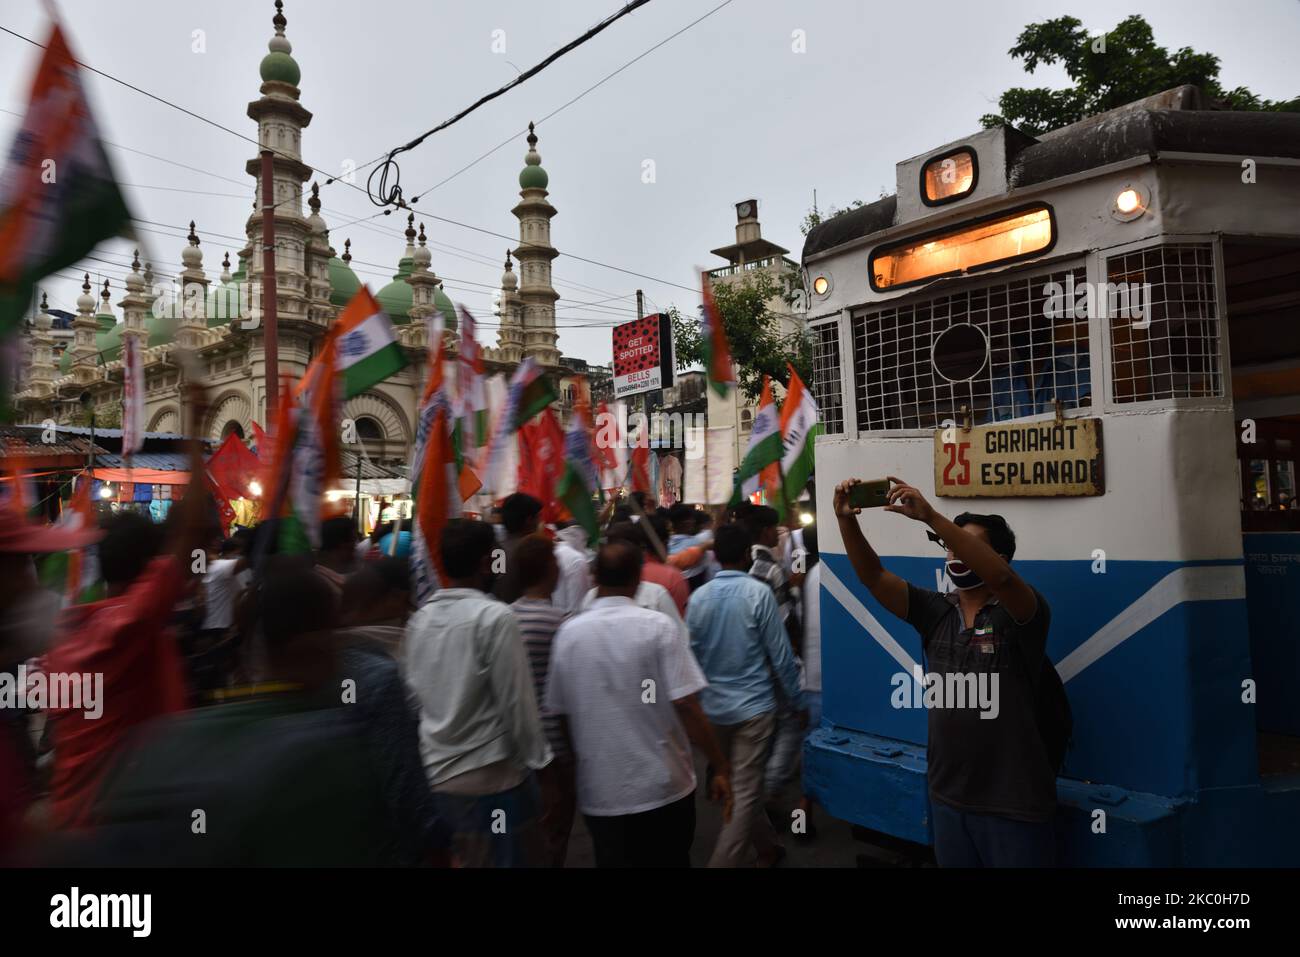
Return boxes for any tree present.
[671,270,811,403]
[980,15,1298,137]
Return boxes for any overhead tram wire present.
[364,0,653,210]
[1,14,709,300]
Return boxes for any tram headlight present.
[1112,185,1148,221]
[812,274,831,297]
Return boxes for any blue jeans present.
[429,774,546,868]
[930,800,1055,867]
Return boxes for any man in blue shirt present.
[687,523,805,867]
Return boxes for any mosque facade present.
[12,2,587,466]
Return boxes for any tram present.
[800,86,1300,865]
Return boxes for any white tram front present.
[801,86,1300,865]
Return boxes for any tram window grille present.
[852,266,1091,431]
[811,321,844,435]
[1106,243,1222,403]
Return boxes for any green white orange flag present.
[774,364,822,522]
[700,271,735,398]
[0,23,132,335]
[555,404,602,547]
[731,374,782,506]
[332,286,407,398]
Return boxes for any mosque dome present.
[519,122,548,190]
[329,255,361,307]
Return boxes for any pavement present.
[564,753,865,868]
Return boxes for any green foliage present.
[800,199,866,237]
[671,270,811,403]
[981,15,1299,136]
[68,404,121,429]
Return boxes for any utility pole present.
[260,149,280,426]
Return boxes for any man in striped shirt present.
[509,536,576,868]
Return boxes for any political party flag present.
[249,421,268,458]
[0,23,131,335]
[556,405,601,546]
[731,375,781,506]
[283,339,342,551]
[700,272,734,398]
[457,304,489,455]
[409,313,460,604]
[121,334,145,456]
[207,431,261,500]
[482,357,557,496]
[63,478,98,604]
[775,364,822,522]
[592,400,622,493]
[517,407,565,521]
[332,286,407,398]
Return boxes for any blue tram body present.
[800,87,1300,865]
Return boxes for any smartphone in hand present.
[848,478,892,509]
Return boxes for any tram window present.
[811,321,845,434]
[868,205,1054,291]
[1273,459,1296,509]
[852,266,1091,431]
[922,148,977,205]
[1107,244,1222,403]
[1248,460,1271,510]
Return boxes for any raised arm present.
[833,480,909,620]
[885,476,1037,624]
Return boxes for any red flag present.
[517,408,565,520]
[250,421,268,457]
[207,432,261,500]
[630,441,652,494]
[700,272,735,397]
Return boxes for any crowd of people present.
[0,431,826,867]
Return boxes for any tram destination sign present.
[934,418,1105,498]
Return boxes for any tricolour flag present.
[0,23,131,334]
[731,375,781,506]
[333,287,407,398]
[457,305,489,456]
[481,357,557,497]
[700,272,735,398]
[121,334,144,456]
[555,405,601,546]
[409,314,460,604]
[774,364,822,522]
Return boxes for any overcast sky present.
[4,0,1297,365]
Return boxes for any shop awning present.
[92,468,190,485]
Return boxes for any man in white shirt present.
[551,533,593,615]
[546,539,732,867]
[403,519,552,867]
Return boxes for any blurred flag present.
[0,23,131,336]
[731,374,781,506]
[556,404,601,546]
[700,272,735,398]
[409,314,459,604]
[63,478,98,604]
[482,357,557,497]
[456,305,489,456]
[774,364,822,522]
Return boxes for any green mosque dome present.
[518,122,548,190]
[329,255,361,307]
[259,51,300,86]
[97,322,123,363]
[433,284,457,326]
[376,259,414,326]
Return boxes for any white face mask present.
[945,559,984,590]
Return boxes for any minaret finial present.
[101,278,111,301]
[223,251,231,269]
[40,291,48,310]
[309,181,321,214]
[527,122,537,149]
[342,238,352,264]
[131,248,141,271]
[274,0,287,34]
[417,223,427,246]
[188,221,199,246]
[505,249,513,269]
[406,212,416,238]
[82,273,91,294]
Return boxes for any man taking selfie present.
[833,476,1057,867]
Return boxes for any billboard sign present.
[612,314,674,399]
